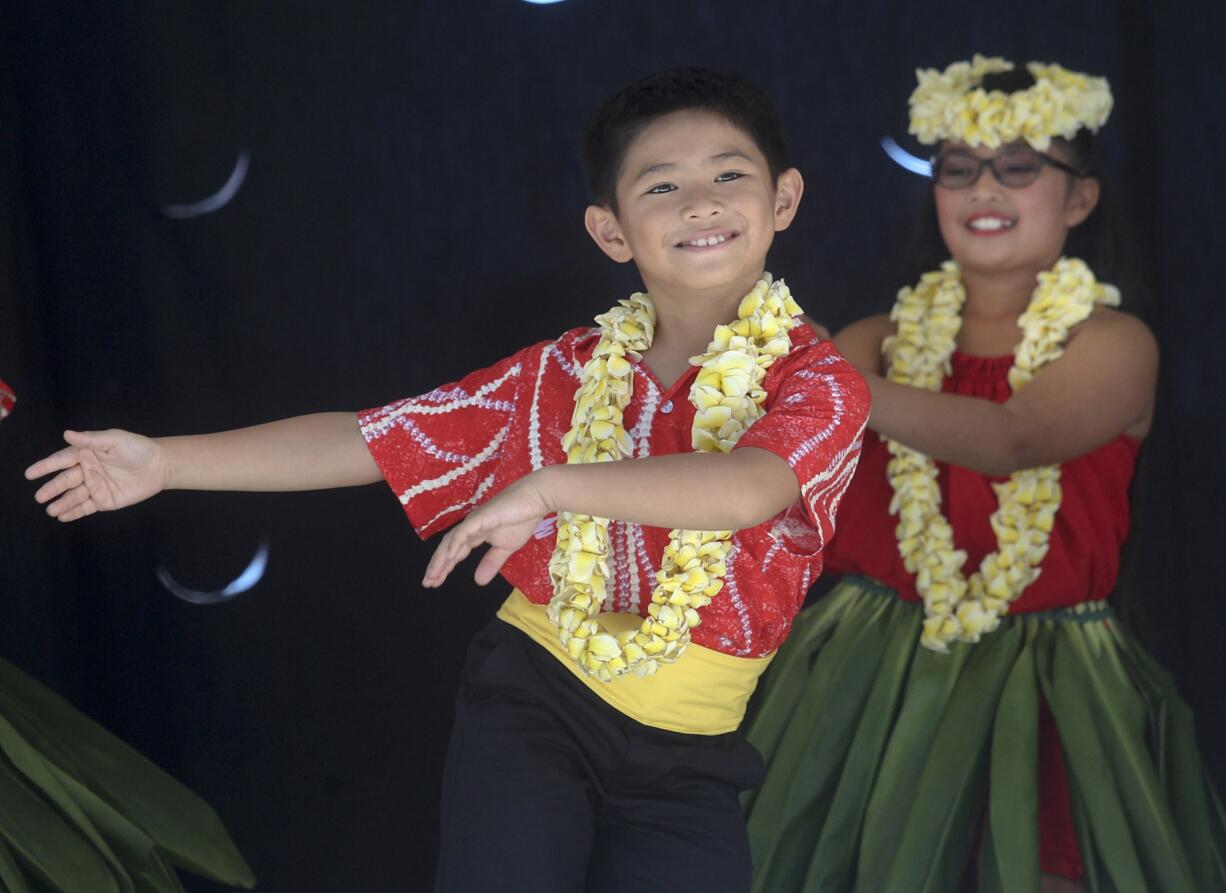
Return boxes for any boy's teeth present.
[686,234,727,247]
[969,217,1014,231]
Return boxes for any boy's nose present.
[683,196,724,219]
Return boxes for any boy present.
[27,68,869,890]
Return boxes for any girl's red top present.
[825,351,1141,611]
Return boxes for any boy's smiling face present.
[585,109,802,306]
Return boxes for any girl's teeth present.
[687,234,727,247]
[969,218,1014,231]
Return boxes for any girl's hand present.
[422,475,552,588]
[25,429,168,522]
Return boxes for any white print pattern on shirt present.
[527,348,551,471]
[529,340,582,471]
[392,417,474,465]
[631,376,661,453]
[417,471,498,533]
[786,359,848,466]
[761,536,784,573]
[783,365,866,552]
[548,340,583,379]
[409,382,510,412]
[613,523,632,613]
[627,378,662,610]
[370,365,521,424]
[801,437,864,550]
[723,543,755,656]
[622,523,641,614]
[411,387,515,415]
[395,424,511,504]
[631,525,657,615]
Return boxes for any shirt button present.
[659,400,674,414]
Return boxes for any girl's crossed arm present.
[835,310,1158,476]
[25,413,382,522]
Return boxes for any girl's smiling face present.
[584,109,802,303]
[933,141,1099,278]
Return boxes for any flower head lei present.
[547,276,803,682]
[884,258,1120,652]
[908,54,1113,151]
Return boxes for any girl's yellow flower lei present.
[908,55,1113,151]
[547,275,803,682]
[883,257,1120,652]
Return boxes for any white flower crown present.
[908,55,1112,151]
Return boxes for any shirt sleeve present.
[357,345,533,539]
[733,342,870,553]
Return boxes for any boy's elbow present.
[728,450,800,528]
[734,499,781,530]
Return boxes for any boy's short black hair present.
[580,67,791,211]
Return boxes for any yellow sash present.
[497,589,773,735]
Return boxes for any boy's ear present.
[584,205,634,263]
[1064,175,1100,228]
[772,168,804,232]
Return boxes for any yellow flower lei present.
[908,55,1113,151]
[547,275,803,682]
[883,257,1120,652]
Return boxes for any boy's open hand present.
[25,429,167,522]
[422,475,552,588]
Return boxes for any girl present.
[744,57,1225,892]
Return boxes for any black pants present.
[434,619,765,892]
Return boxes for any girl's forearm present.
[533,447,799,531]
[864,375,1024,474]
[161,412,382,492]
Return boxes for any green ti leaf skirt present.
[743,576,1226,893]
[0,657,254,893]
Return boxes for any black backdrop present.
[3,2,1224,890]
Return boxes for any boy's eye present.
[646,183,676,194]
[714,171,744,182]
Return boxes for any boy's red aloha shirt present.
[359,324,869,658]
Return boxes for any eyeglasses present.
[931,148,1085,189]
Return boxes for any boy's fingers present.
[423,529,467,587]
[63,429,105,447]
[423,521,492,587]
[46,490,73,517]
[49,486,90,517]
[34,466,84,504]
[25,447,81,481]
[58,499,96,523]
[474,547,512,586]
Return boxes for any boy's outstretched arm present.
[423,447,797,587]
[26,413,381,522]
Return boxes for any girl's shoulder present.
[831,313,894,376]
[839,313,896,340]
[1069,306,1158,359]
